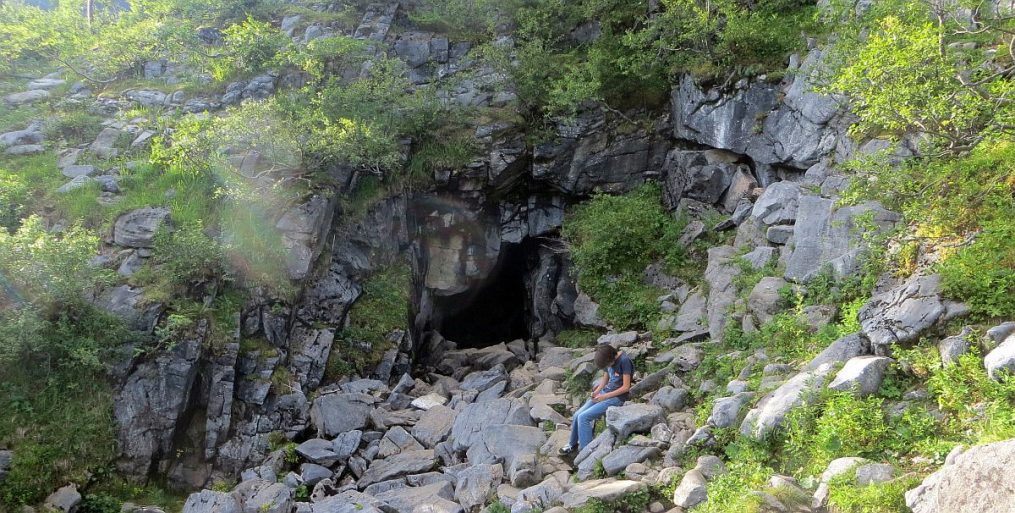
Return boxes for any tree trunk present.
[86,0,94,26]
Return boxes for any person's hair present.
[594,344,619,370]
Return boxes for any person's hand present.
[591,392,603,402]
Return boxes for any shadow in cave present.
[436,241,531,348]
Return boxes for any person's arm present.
[591,371,608,396]
[596,372,631,400]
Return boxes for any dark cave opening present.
[436,241,531,348]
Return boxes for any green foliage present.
[79,493,122,513]
[826,473,921,513]
[821,0,1015,152]
[214,17,290,80]
[555,328,602,348]
[724,311,837,362]
[697,438,773,513]
[842,141,1015,318]
[928,350,1015,442]
[139,222,224,295]
[571,489,649,513]
[44,109,105,145]
[282,35,369,82]
[0,169,31,232]
[409,0,511,41]
[562,183,687,329]
[326,263,411,379]
[785,392,890,472]
[486,501,511,513]
[0,216,112,313]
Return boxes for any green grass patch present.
[555,328,603,349]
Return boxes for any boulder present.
[601,445,661,476]
[747,277,787,325]
[412,404,455,448]
[827,356,893,396]
[5,144,44,155]
[113,207,171,248]
[650,386,688,412]
[455,463,504,511]
[905,440,1015,513]
[938,328,972,365]
[741,363,835,439]
[310,392,374,437]
[575,430,616,480]
[43,484,81,513]
[312,492,385,513]
[373,481,462,513]
[985,338,1015,381]
[181,490,241,513]
[803,332,870,372]
[661,149,743,207]
[90,127,123,159]
[859,274,963,355]
[606,403,664,439]
[855,463,894,485]
[466,424,546,475]
[0,127,43,147]
[357,449,436,488]
[673,292,706,333]
[240,481,292,513]
[752,182,802,225]
[707,392,754,429]
[377,426,424,458]
[450,398,533,452]
[672,470,707,508]
[0,450,10,483]
[813,457,869,508]
[301,463,332,486]
[704,246,740,341]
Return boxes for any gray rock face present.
[357,449,437,488]
[312,492,385,513]
[310,392,374,437]
[182,490,241,513]
[277,195,335,280]
[204,342,238,459]
[44,484,81,513]
[827,356,893,396]
[752,182,802,226]
[288,327,335,390]
[240,480,292,513]
[5,143,44,155]
[804,332,871,372]
[906,439,1015,513]
[115,332,203,481]
[113,207,171,248]
[704,246,740,341]
[450,398,533,452]
[606,403,664,439]
[784,195,900,283]
[574,430,616,480]
[671,53,842,171]
[662,149,746,208]
[378,426,424,458]
[859,274,962,354]
[674,292,706,333]
[454,463,504,510]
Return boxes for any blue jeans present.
[569,397,623,449]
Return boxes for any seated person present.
[558,343,634,456]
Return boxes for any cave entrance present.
[435,240,532,348]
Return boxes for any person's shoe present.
[557,444,576,457]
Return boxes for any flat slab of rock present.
[113,207,171,248]
[374,481,460,513]
[310,392,374,438]
[450,398,533,452]
[741,363,835,439]
[903,441,1015,513]
[357,449,436,488]
[560,479,646,509]
[181,490,241,513]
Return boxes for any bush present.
[409,0,511,41]
[0,170,30,232]
[826,473,921,513]
[213,16,290,80]
[562,183,687,329]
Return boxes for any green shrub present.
[44,109,104,144]
[0,169,30,232]
[939,218,1015,318]
[213,16,290,80]
[409,0,511,41]
[79,494,122,513]
[697,438,773,513]
[826,473,921,513]
[927,351,1015,443]
[562,183,687,329]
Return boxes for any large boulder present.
[605,403,664,439]
[704,246,740,341]
[4,89,50,106]
[559,479,646,509]
[373,481,461,513]
[411,403,455,448]
[906,439,1015,513]
[310,392,375,437]
[450,398,533,452]
[662,149,746,208]
[859,274,966,355]
[454,463,504,511]
[984,324,1015,380]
